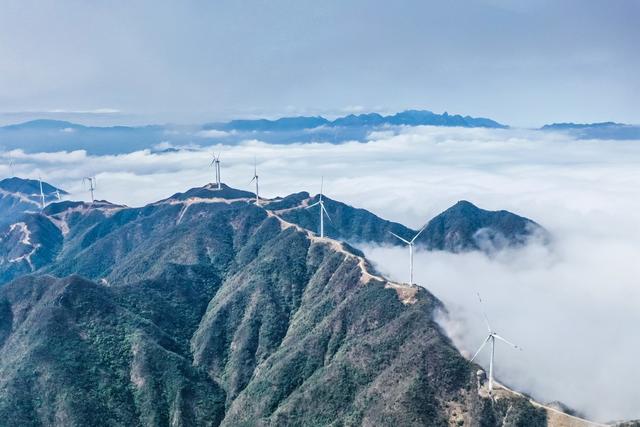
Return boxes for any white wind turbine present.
[83,176,96,203]
[249,157,260,205]
[38,176,46,209]
[470,293,522,395]
[306,177,332,238]
[210,152,222,190]
[389,224,428,285]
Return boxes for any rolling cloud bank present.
[2,126,640,422]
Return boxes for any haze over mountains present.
[0,110,504,155]
[540,122,640,140]
[0,177,559,426]
[1,109,637,155]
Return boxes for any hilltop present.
[0,177,67,227]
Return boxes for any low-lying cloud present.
[365,234,640,422]
[1,125,639,421]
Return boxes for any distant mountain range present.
[1,112,637,155]
[0,177,558,426]
[205,109,506,132]
[0,109,507,155]
[0,119,170,155]
[540,122,640,140]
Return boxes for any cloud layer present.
[2,126,640,421]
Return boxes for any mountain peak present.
[449,200,478,210]
[0,177,67,196]
[3,119,85,130]
[163,183,256,203]
[415,200,547,253]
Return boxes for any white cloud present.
[46,108,121,114]
[196,129,233,138]
[364,237,640,422]
[1,126,640,421]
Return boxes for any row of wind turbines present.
[210,152,521,397]
[19,152,520,396]
[33,175,96,209]
[210,152,332,235]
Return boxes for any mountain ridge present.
[0,180,547,426]
[205,109,507,131]
[0,178,603,426]
[0,178,548,286]
[0,109,506,154]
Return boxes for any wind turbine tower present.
[470,293,522,395]
[83,176,96,203]
[306,177,332,238]
[210,153,222,190]
[38,176,46,209]
[389,224,428,285]
[249,158,260,205]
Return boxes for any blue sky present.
[0,0,638,126]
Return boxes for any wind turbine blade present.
[389,231,411,245]
[321,204,333,223]
[477,292,492,332]
[470,335,491,362]
[410,222,429,243]
[306,201,321,209]
[249,176,256,184]
[493,334,521,350]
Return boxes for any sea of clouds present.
[2,125,640,422]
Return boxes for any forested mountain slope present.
[0,182,547,426]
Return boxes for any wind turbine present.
[249,157,260,205]
[306,177,332,238]
[83,176,96,203]
[55,189,61,201]
[210,152,221,190]
[470,293,522,395]
[389,224,428,285]
[38,176,46,209]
